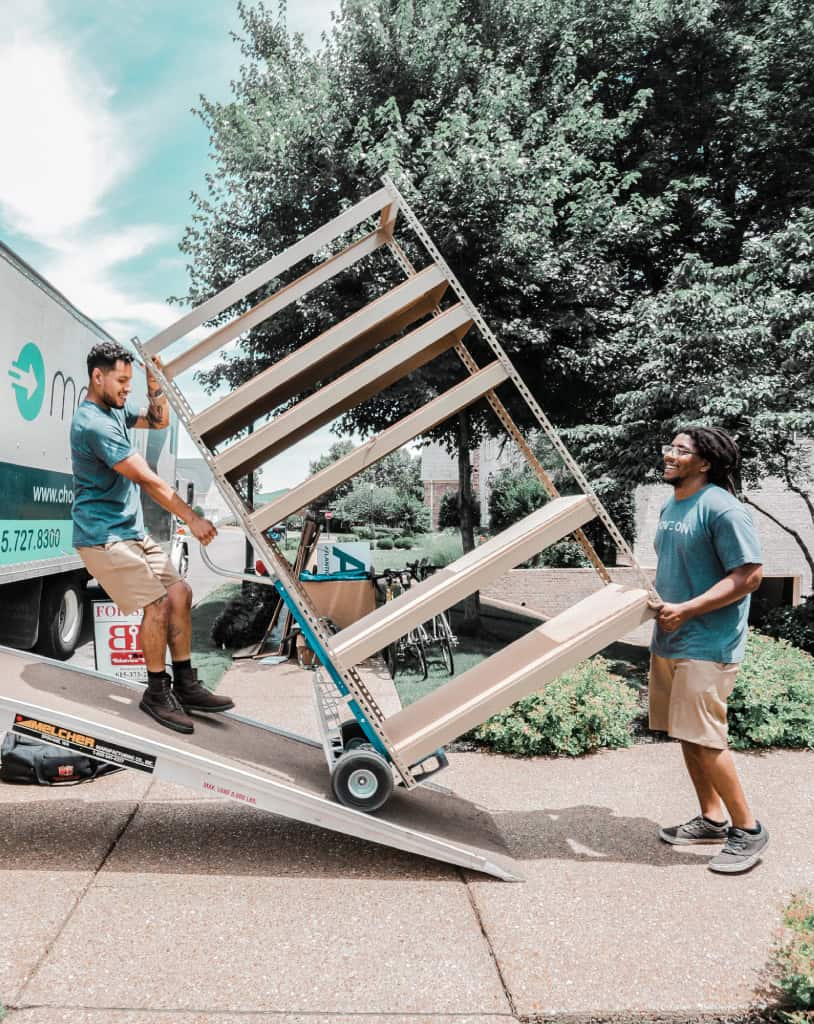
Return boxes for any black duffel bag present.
[0,733,123,785]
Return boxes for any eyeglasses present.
[661,444,697,458]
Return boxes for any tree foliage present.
[177,0,814,576]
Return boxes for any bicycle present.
[371,569,428,680]
[406,558,458,675]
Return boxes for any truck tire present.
[36,577,85,660]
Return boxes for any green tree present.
[307,439,355,508]
[178,0,814,623]
[588,210,814,574]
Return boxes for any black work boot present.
[172,666,235,714]
[139,674,194,734]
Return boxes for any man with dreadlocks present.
[650,426,767,873]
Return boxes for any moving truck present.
[0,241,187,659]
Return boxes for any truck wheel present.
[36,578,84,660]
[331,749,394,812]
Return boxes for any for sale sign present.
[92,601,147,682]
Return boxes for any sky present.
[0,0,349,487]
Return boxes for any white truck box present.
[0,240,186,658]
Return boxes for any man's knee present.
[168,580,192,613]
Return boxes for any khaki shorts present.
[77,536,181,615]
[649,654,739,750]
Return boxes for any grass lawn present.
[281,530,465,574]
[191,583,240,691]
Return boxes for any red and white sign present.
[92,602,147,682]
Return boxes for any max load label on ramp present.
[12,713,156,773]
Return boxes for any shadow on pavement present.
[0,796,456,881]
[492,805,711,867]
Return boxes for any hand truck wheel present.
[339,718,369,751]
[331,748,394,812]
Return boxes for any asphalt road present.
[67,526,249,672]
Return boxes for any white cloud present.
[0,23,130,239]
[39,224,178,339]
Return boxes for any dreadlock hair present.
[681,426,741,495]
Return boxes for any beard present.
[103,388,126,409]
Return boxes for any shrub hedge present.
[728,632,814,750]
[759,593,814,656]
[466,657,637,756]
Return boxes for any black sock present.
[702,815,727,827]
[147,669,168,693]
[743,821,762,835]
[172,659,192,674]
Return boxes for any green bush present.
[728,633,814,750]
[467,657,638,756]
[760,594,814,656]
[538,539,591,568]
[487,466,548,533]
[377,537,394,549]
[423,531,464,567]
[438,489,481,529]
[772,891,814,1011]
[395,536,414,549]
[354,526,374,539]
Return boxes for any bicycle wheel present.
[383,643,397,677]
[439,637,454,675]
[405,641,428,680]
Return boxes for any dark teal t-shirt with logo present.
[70,400,144,548]
[651,484,762,664]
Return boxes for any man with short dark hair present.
[71,340,233,733]
[650,425,766,873]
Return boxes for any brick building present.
[420,438,520,529]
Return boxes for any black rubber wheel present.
[439,637,454,675]
[35,577,85,660]
[340,719,369,751]
[331,749,394,812]
[406,641,428,681]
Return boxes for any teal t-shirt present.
[651,484,762,663]
[70,400,144,548]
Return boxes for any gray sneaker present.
[659,815,729,845]
[708,823,769,874]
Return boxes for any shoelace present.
[686,816,721,836]
[153,685,184,711]
[722,830,749,854]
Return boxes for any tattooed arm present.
[132,355,170,430]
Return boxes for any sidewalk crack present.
[459,866,520,1021]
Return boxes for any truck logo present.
[9,342,46,421]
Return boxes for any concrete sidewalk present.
[1,653,811,1023]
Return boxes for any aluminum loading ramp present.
[132,176,659,813]
[0,647,518,880]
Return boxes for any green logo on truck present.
[9,342,46,421]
